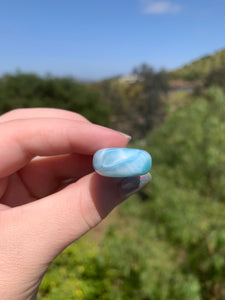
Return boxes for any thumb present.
[12,172,151,263]
[5,173,150,262]
[0,172,150,299]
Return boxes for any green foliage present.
[141,87,225,298]
[166,90,191,113]
[0,73,110,126]
[170,48,225,81]
[149,87,225,201]
[132,64,169,137]
[38,214,202,300]
[204,67,225,93]
[96,64,169,138]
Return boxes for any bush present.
[0,73,110,126]
[147,87,225,201]
[204,67,225,93]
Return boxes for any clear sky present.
[0,0,225,80]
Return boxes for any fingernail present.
[116,131,132,141]
[120,173,152,199]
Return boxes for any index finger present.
[0,108,89,123]
[0,118,130,177]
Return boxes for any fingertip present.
[93,126,131,150]
[115,130,132,142]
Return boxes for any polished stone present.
[93,148,152,177]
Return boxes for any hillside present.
[170,48,225,81]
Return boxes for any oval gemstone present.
[93,148,152,177]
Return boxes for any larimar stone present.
[93,148,152,177]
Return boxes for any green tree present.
[132,64,169,137]
[96,64,169,139]
[0,73,110,126]
[148,87,225,200]
[169,49,225,81]
[204,67,225,93]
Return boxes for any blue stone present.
[93,148,152,177]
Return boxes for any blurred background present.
[1,0,225,299]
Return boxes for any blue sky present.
[0,0,225,80]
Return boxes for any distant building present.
[118,74,140,84]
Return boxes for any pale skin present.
[0,108,131,300]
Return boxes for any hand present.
[0,108,148,300]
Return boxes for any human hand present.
[0,108,150,300]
